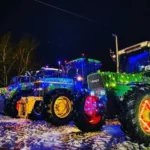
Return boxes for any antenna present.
[112,34,119,73]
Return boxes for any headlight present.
[100,89,106,95]
[90,90,95,96]
[77,76,83,81]
[90,89,106,96]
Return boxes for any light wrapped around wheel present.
[84,95,104,124]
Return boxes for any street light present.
[112,34,119,73]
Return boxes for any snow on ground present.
[0,115,149,150]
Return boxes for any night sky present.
[0,0,150,71]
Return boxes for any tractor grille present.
[87,73,104,90]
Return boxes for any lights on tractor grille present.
[100,89,106,95]
[90,89,106,96]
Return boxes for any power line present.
[34,0,96,23]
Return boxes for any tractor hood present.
[34,77,74,92]
[87,71,150,97]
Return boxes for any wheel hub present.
[84,95,103,124]
[54,96,72,118]
[139,98,150,135]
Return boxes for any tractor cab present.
[65,57,102,87]
[118,41,150,74]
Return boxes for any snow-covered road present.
[0,115,149,150]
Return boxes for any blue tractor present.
[12,57,102,126]
[0,75,35,116]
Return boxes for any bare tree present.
[14,35,39,75]
[0,33,40,87]
[0,33,16,86]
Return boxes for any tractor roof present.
[66,57,101,65]
[118,41,150,56]
[41,67,62,72]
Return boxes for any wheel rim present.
[54,96,72,118]
[139,97,150,135]
[84,96,103,124]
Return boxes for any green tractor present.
[74,41,150,146]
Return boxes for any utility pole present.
[112,34,119,73]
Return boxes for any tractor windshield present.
[36,68,62,78]
[66,58,102,79]
[120,51,150,73]
[118,41,150,73]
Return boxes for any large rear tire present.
[74,94,105,132]
[45,90,73,126]
[118,86,150,146]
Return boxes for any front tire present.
[45,90,73,126]
[74,95,105,132]
[118,86,150,146]
[29,101,44,120]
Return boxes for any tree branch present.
[7,60,16,74]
